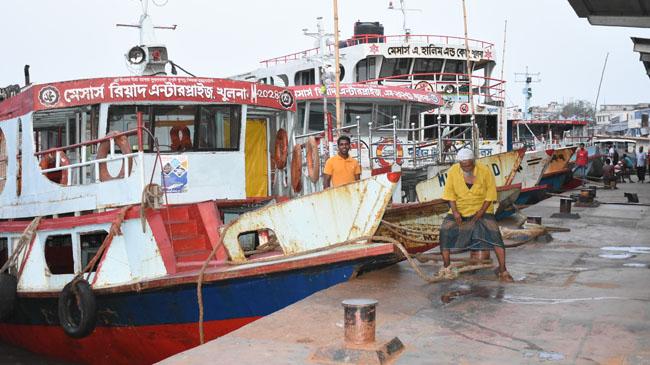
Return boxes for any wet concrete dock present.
[161,182,650,364]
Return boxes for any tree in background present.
[561,100,594,120]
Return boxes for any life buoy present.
[97,132,133,182]
[291,144,302,193]
[39,151,70,185]
[444,85,456,94]
[170,126,192,151]
[376,139,404,167]
[0,273,17,319]
[58,278,97,338]
[274,129,289,169]
[306,137,320,183]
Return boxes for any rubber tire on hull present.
[0,273,17,319]
[58,279,97,338]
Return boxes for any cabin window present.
[108,105,241,152]
[195,105,241,150]
[412,59,443,80]
[107,105,152,151]
[441,60,467,81]
[344,104,372,126]
[476,115,498,140]
[0,238,7,269]
[80,231,108,272]
[355,58,377,82]
[308,107,325,132]
[44,234,74,275]
[377,105,404,127]
[379,58,411,80]
[0,129,6,194]
[295,69,316,86]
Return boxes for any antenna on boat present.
[515,66,541,121]
[117,0,179,76]
[388,0,421,36]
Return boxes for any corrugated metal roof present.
[568,0,650,27]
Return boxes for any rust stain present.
[580,282,621,289]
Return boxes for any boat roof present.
[0,76,296,122]
[291,84,444,106]
[594,138,637,144]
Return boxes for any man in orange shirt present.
[323,136,361,188]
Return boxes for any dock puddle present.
[440,284,505,304]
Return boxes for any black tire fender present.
[58,279,97,338]
[0,273,17,319]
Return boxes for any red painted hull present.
[0,317,260,365]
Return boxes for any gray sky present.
[2,0,649,108]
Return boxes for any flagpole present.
[461,0,478,156]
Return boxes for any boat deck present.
[160,183,650,364]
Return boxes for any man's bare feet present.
[494,268,514,283]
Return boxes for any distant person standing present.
[602,158,617,189]
[636,146,648,183]
[575,143,589,185]
[323,136,361,188]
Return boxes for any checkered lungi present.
[439,213,504,251]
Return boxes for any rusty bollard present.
[560,198,572,214]
[342,299,377,346]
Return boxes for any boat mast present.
[499,20,507,149]
[332,0,342,137]
[593,52,609,135]
[461,0,478,156]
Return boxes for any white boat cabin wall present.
[235,20,509,163]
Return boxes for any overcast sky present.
[2,0,649,108]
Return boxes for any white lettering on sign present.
[64,85,104,103]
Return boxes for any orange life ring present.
[305,137,320,183]
[170,126,192,151]
[376,139,404,167]
[291,144,302,193]
[274,129,288,169]
[39,151,70,185]
[97,132,133,182]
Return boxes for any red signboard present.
[27,76,296,112]
[513,120,588,126]
[291,84,444,106]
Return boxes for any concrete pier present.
[161,183,650,364]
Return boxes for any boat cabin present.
[0,77,296,219]
[234,21,508,163]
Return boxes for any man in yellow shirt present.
[323,136,361,188]
[440,148,513,282]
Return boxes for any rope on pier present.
[0,217,41,277]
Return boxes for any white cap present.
[456,148,475,161]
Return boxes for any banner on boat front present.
[161,155,189,193]
[291,84,444,106]
[32,77,297,112]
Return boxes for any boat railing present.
[259,34,494,67]
[34,129,143,186]
[359,72,505,105]
[343,34,494,50]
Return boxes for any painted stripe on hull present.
[0,318,259,365]
[540,173,569,193]
[8,261,368,326]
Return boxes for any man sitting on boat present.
[439,148,513,282]
[323,136,361,188]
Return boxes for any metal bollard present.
[560,198,573,214]
[342,299,377,346]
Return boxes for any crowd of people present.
[602,143,648,189]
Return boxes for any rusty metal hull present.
[221,174,397,262]
[543,147,577,177]
[415,149,526,203]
